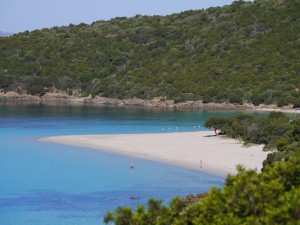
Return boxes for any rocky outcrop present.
[0,91,177,107]
[0,91,40,102]
[41,92,70,102]
[130,196,140,200]
[184,192,209,203]
[1,90,299,113]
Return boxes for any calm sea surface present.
[0,104,267,225]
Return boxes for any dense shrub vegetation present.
[104,112,300,224]
[0,0,299,106]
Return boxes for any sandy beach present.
[39,131,268,177]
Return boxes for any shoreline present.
[1,91,300,114]
[39,131,269,177]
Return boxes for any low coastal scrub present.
[1,0,299,107]
[104,112,300,224]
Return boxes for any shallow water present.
[0,104,265,225]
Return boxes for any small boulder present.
[130,196,140,200]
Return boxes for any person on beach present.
[215,128,221,135]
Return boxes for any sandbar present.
[39,131,268,177]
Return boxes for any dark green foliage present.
[0,0,299,106]
[0,74,15,91]
[25,76,53,96]
[204,117,228,131]
[104,157,300,224]
[104,198,184,225]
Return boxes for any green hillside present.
[0,0,299,106]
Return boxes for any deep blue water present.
[0,104,264,225]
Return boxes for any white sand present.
[39,131,268,177]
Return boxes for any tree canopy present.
[0,0,299,106]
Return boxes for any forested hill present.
[0,0,299,106]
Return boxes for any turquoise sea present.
[0,104,264,225]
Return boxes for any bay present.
[0,104,262,225]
